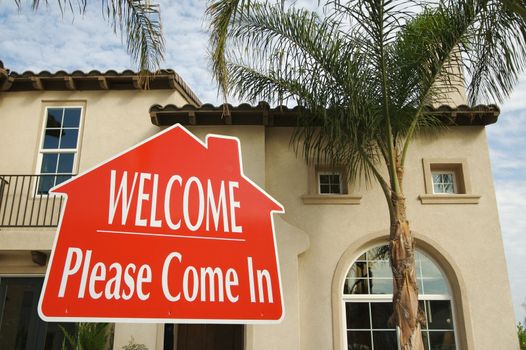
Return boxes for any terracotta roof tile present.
[149,102,500,127]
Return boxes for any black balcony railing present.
[0,175,67,227]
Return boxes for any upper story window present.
[419,158,480,204]
[319,171,343,194]
[432,171,457,194]
[343,245,457,350]
[37,107,83,194]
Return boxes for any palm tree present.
[207,0,526,349]
[15,0,165,73]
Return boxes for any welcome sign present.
[38,125,284,323]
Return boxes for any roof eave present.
[149,102,500,127]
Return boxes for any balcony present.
[0,175,66,228]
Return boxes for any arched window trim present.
[340,243,460,350]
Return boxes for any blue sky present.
[1,1,525,322]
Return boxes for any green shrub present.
[61,323,111,350]
[518,322,526,350]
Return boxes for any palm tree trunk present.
[389,191,424,350]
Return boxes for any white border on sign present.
[37,123,286,324]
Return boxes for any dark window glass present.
[426,301,453,330]
[43,130,61,149]
[63,108,81,128]
[319,173,341,194]
[41,154,58,174]
[370,303,394,329]
[55,175,72,185]
[57,154,74,173]
[428,331,456,350]
[46,109,63,128]
[346,303,370,329]
[347,331,371,350]
[372,331,397,348]
[0,278,71,350]
[38,175,56,194]
[59,129,79,149]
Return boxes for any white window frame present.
[35,105,84,195]
[431,170,458,194]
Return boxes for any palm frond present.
[225,3,384,184]
[207,0,252,100]
[24,0,164,75]
[462,0,526,104]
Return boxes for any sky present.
[1,1,525,322]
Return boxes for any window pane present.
[433,184,442,193]
[420,257,443,279]
[442,174,453,183]
[368,261,392,278]
[59,129,79,149]
[426,301,454,330]
[370,302,394,329]
[372,331,397,348]
[369,279,392,294]
[347,331,371,350]
[422,278,448,294]
[330,184,341,193]
[367,246,390,261]
[57,153,74,173]
[0,282,37,348]
[63,108,81,127]
[319,175,330,184]
[38,175,56,194]
[40,154,58,173]
[330,175,340,183]
[345,303,370,329]
[320,184,330,193]
[55,175,72,186]
[46,108,63,127]
[344,278,369,294]
[347,262,368,279]
[43,129,61,149]
[428,331,456,350]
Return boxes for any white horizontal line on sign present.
[96,230,246,242]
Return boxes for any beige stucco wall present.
[264,126,518,350]
[0,88,518,349]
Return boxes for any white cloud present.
[494,180,526,323]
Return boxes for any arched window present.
[343,245,457,350]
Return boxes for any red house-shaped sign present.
[39,124,284,323]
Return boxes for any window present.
[302,165,361,204]
[343,245,457,350]
[420,158,480,204]
[37,107,83,194]
[0,277,74,349]
[319,171,343,194]
[432,171,457,194]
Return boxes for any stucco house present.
[0,60,519,349]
